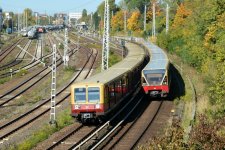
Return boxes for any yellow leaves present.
[111,10,125,32]
[172,3,192,28]
[146,3,161,22]
[204,12,225,52]
[217,12,225,29]
[127,11,141,31]
[204,24,216,49]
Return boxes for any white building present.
[69,12,82,25]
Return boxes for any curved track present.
[0,47,97,147]
[0,34,78,106]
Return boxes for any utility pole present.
[166,4,169,34]
[50,44,57,124]
[152,2,156,38]
[144,4,147,31]
[102,0,110,71]
[26,10,27,28]
[17,44,57,124]
[63,28,69,67]
[124,10,126,33]
[90,13,92,29]
[35,12,38,25]
[17,12,19,34]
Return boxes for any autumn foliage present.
[111,10,125,32]
[172,3,192,28]
[127,11,141,31]
[141,116,225,149]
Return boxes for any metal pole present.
[10,69,13,79]
[36,13,38,25]
[50,44,57,124]
[17,12,19,35]
[63,28,69,67]
[102,0,110,71]
[26,10,27,28]
[144,4,146,31]
[152,2,156,38]
[124,10,126,33]
[166,4,169,34]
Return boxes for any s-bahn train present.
[28,28,37,39]
[141,41,171,97]
[70,42,146,122]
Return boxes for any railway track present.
[0,38,23,57]
[0,38,25,64]
[0,34,79,106]
[70,32,124,56]
[47,86,141,150]
[101,100,163,150]
[0,47,97,147]
[0,40,32,71]
[0,33,55,78]
[0,33,54,78]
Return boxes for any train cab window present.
[74,88,86,103]
[88,87,100,102]
[146,74,164,85]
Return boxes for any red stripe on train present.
[143,85,169,93]
[71,104,104,114]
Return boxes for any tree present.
[125,0,149,13]
[172,3,191,28]
[23,8,35,26]
[111,10,124,32]
[127,10,141,31]
[93,12,100,30]
[82,9,87,18]
[97,0,118,19]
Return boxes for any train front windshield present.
[143,69,165,85]
[88,87,100,102]
[74,88,86,103]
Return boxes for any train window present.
[74,88,86,103]
[88,87,100,102]
[146,73,164,85]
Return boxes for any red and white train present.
[141,41,171,97]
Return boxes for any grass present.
[109,51,122,67]
[13,65,75,107]
[93,50,122,75]
[0,77,10,84]
[9,109,74,150]
[15,69,28,77]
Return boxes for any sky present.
[1,0,120,15]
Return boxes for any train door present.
[109,83,116,108]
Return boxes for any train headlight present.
[95,104,100,109]
[74,105,80,109]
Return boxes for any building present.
[53,13,67,25]
[69,12,82,25]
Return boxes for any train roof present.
[143,41,169,70]
[75,42,145,85]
